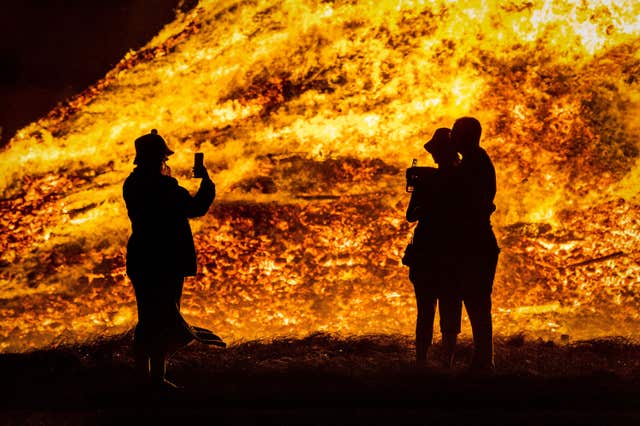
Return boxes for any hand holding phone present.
[193,152,205,178]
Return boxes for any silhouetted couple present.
[405,117,499,372]
[123,129,225,391]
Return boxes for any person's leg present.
[463,252,498,371]
[415,290,437,364]
[441,333,458,368]
[133,323,150,378]
[464,292,493,370]
[174,276,184,309]
[411,267,437,364]
[131,277,151,380]
[438,294,462,368]
[148,345,181,389]
[149,346,167,386]
[437,256,462,368]
[137,274,177,387]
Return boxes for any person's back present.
[124,165,212,279]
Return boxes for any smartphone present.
[194,152,204,178]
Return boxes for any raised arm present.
[180,175,215,218]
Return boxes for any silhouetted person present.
[123,129,219,390]
[450,117,499,372]
[405,128,463,367]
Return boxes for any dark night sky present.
[0,0,193,146]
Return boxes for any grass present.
[2,331,640,425]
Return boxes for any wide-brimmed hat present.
[424,127,451,154]
[133,129,173,164]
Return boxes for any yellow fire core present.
[1,0,640,352]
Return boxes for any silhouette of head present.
[133,129,173,166]
[451,117,482,155]
[424,127,456,166]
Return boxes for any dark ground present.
[2,332,640,425]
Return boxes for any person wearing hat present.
[405,127,463,367]
[123,129,221,389]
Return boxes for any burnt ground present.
[2,332,640,425]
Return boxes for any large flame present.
[2,0,640,352]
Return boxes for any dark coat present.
[457,147,499,254]
[123,167,215,279]
[406,166,462,254]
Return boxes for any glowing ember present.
[1,0,640,352]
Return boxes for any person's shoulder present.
[478,147,496,170]
[123,170,139,190]
[124,168,139,180]
[476,146,493,160]
[465,147,493,166]
[123,172,134,185]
